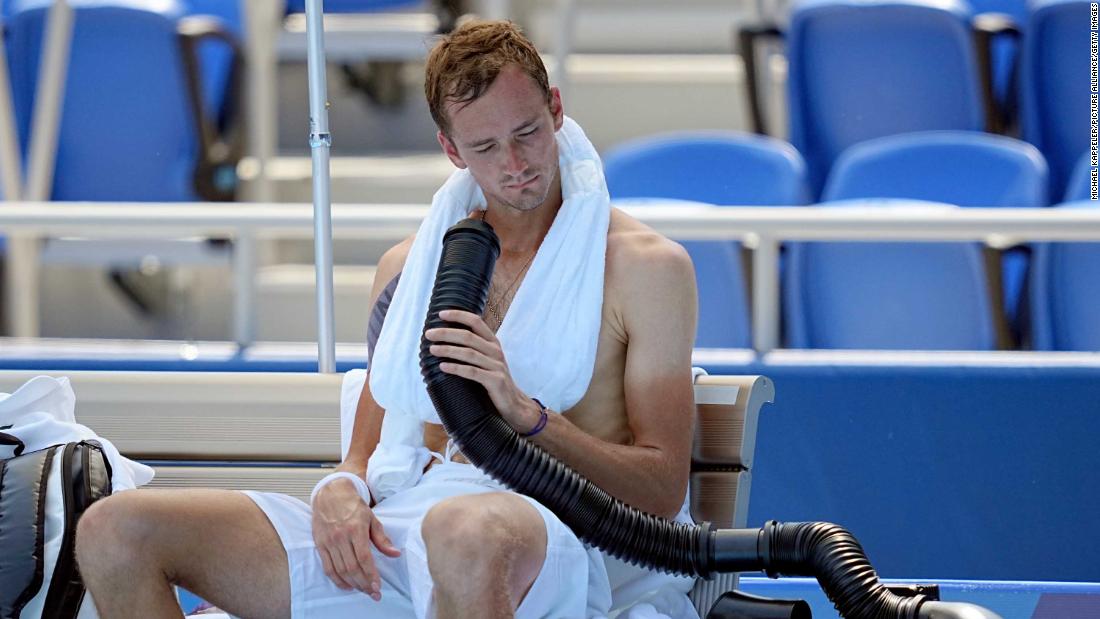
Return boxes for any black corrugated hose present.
[418,220,994,619]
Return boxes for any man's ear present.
[437,130,467,169]
[549,86,564,131]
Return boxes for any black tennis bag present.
[0,433,112,619]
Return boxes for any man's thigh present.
[244,490,417,618]
[105,488,291,619]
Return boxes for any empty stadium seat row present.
[740,0,1088,201]
[0,0,455,202]
[3,0,244,201]
[602,130,1098,351]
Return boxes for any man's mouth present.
[508,175,539,189]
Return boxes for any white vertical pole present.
[4,237,38,337]
[0,33,22,200]
[0,6,27,338]
[232,231,256,346]
[304,0,336,374]
[242,0,278,203]
[26,0,72,202]
[7,0,74,337]
[752,235,780,353]
[553,0,576,103]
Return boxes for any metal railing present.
[3,200,1099,351]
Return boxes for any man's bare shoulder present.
[378,234,416,274]
[369,234,416,306]
[604,208,696,334]
[606,207,694,282]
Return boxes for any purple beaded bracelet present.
[521,398,549,438]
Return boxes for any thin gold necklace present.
[480,209,538,329]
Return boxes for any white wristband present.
[311,471,373,507]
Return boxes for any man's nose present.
[501,142,526,175]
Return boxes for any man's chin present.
[498,189,551,212]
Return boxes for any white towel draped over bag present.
[0,375,154,491]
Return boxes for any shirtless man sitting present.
[75,20,699,619]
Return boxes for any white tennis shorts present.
[243,461,612,618]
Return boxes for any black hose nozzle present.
[706,590,811,619]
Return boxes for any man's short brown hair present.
[424,20,551,135]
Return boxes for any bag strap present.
[82,440,113,492]
[0,431,26,457]
[0,445,58,616]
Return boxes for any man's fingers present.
[335,541,373,593]
[311,486,390,598]
[428,311,499,350]
[371,518,402,558]
[318,546,354,591]
[428,344,494,369]
[351,536,384,601]
[438,362,487,382]
[329,545,359,590]
[437,309,478,328]
[426,326,487,350]
[442,309,496,339]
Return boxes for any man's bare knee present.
[425,495,528,558]
[76,493,160,575]
[423,494,546,603]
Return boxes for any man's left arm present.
[523,238,698,518]
[427,237,698,519]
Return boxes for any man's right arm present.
[336,236,414,478]
[311,236,412,598]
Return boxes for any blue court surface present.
[738,578,1100,619]
[177,578,1100,617]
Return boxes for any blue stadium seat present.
[603,132,809,207]
[787,0,985,195]
[603,132,809,348]
[823,131,1048,207]
[822,130,1049,335]
[1022,0,1090,199]
[1064,152,1096,202]
[6,0,241,201]
[284,0,424,14]
[784,199,998,350]
[1030,200,1100,351]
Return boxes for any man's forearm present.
[338,379,385,477]
[519,403,689,519]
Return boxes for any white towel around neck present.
[366,116,611,500]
